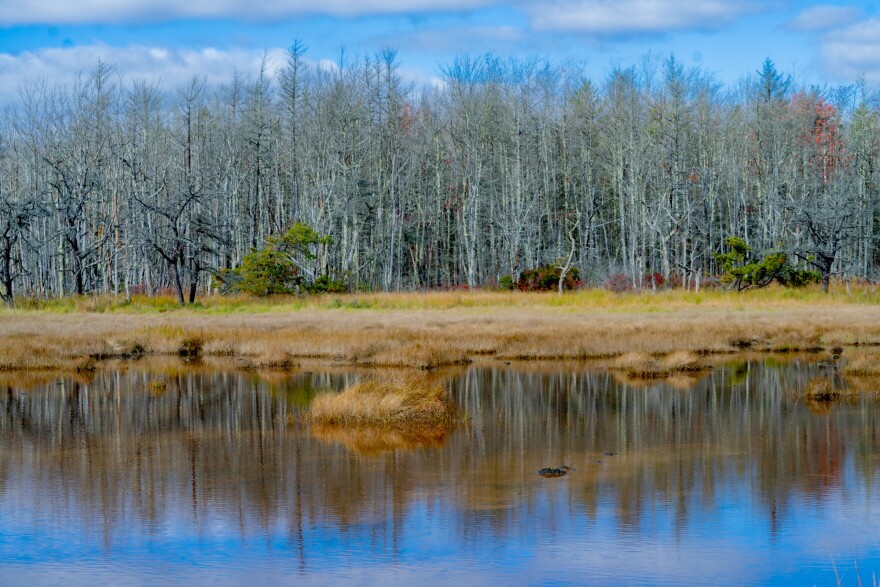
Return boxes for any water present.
[1,360,879,585]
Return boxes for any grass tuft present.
[235,351,296,371]
[177,336,204,358]
[310,374,461,427]
[75,357,97,373]
[611,351,706,379]
[802,377,841,402]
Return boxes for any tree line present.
[0,46,878,304]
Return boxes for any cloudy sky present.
[0,1,878,101]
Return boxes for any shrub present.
[217,222,348,296]
[715,237,820,290]
[498,274,515,291]
[127,343,147,358]
[236,248,302,296]
[517,265,581,292]
[642,272,665,289]
[309,275,348,294]
[605,272,633,293]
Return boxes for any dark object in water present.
[603,452,616,456]
[538,466,571,478]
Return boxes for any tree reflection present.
[1,360,879,566]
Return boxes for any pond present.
[1,360,879,585]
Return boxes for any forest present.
[0,44,878,304]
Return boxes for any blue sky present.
[0,1,879,102]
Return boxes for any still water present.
[1,360,879,586]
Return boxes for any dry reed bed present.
[842,355,880,377]
[4,300,880,372]
[609,351,706,379]
[309,374,460,427]
[795,348,880,407]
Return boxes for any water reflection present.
[2,360,880,585]
[313,423,452,455]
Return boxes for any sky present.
[0,1,879,102]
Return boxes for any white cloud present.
[821,17,880,83]
[526,0,762,35]
[0,44,288,104]
[786,5,860,32]
[0,43,447,105]
[380,25,525,52]
[0,0,496,24]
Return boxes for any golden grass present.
[348,341,470,369]
[234,351,296,371]
[309,374,460,427]
[797,375,879,406]
[312,423,450,455]
[610,370,706,390]
[841,375,880,394]
[6,282,880,314]
[842,354,880,377]
[3,288,880,373]
[611,351,706,379]
[802,377,842,402]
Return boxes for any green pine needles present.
[218,223,347,296]
[715,237,820,291]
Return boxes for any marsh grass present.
[6,283,880,314]
[798,376,876,406]
[611,351,706,379]
[349,342,471,369]
[4,289,880,374]
[842,354,880,377]
[802,377,842,402]
[234,351,296,371]
[310,374,461,427]
[841,375,880,394]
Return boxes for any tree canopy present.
[0,51,878,303]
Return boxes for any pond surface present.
[1,361,880,585]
